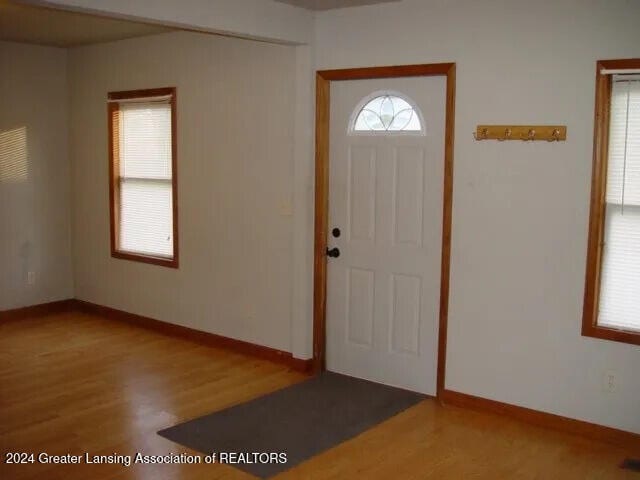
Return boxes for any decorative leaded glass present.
[353,95,422,132]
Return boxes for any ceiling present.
[0,0,173,48]
[274,0,401,10]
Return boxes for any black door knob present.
[326,247,340,258]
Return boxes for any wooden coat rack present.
[473,125,567,141]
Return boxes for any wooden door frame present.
[313,63,456,400]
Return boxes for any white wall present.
[68,31,297,352]
[314,0,640,434]
[290,44,315,359]
[30,0,313,44]
[0,41,73,310]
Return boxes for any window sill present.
[582,323,640,346]
[111,250,178,269]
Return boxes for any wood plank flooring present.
[0,310,636,479]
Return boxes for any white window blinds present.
[598,76,640,331]
[117,100,174,258]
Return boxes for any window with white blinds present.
[108,88,177,267]
[598,76,640,332]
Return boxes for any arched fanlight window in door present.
[350,92,424,133]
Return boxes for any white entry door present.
[326,76,446,395]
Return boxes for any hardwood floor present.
[0,311,636,479]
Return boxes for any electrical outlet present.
[27,271,36,286]
[603,371,617,393]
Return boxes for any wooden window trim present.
[582,59,640,346]
[108,87,179,269]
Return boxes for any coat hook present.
[473,128,488,140]
[522,128,536,141]
[547,128,560,142]
[497,128,512,141]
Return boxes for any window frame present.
[583,59,640,346]
[108,87,179,269]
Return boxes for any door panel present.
[348,146,376,243]
[393,146,424,247]
[390,273,421,356]
[347,267,375,347]
[326,76,446,394]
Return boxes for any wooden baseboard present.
[0,299,76,321]
[442,389,640,449]
[1,298,311,373]
[73,300,312,373]
[7,300,635,446]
